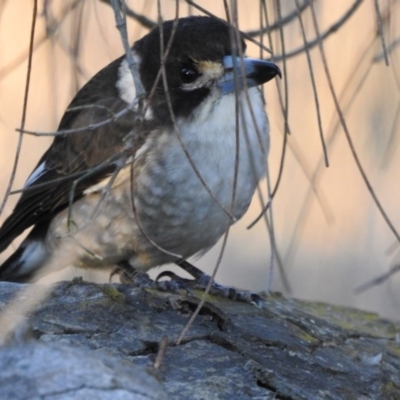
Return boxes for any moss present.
[101,285,126,304]
[297,299,398,338]
[382,380,400,398]
[387,343,400,357]
[295,329,320,344]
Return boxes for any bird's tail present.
[0,223,50,282]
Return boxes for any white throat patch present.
[116,55,153,121]
[116,57,139,104]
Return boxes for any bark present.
[0,280,399,399]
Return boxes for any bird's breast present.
[133,88,269,257]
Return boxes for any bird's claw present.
[110,266,189,293]
[112,260,264,307]
[164,261,265,306]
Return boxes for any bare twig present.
[154,6,237,222]
[309,1,400,243]
[153,336,169,369]
[0,0,37,217]
[0,0,84,83]
[373,0,389,66]
[222,0,231,24]
[185,0,272,54]
[119,0,186,260]
[381,98,400,168]
[261,0,290,291]
[176,226,231,345]
[247,0,290,230]
[100,0,156,29]
[355,264,400,294]
[128,159,183,260]
[110,0,145,100]
[17,102,139,136]
[246,0,311,37]
[274,0,364,62]
[374,37,400,63]
[380,29,400,166]
[0,35,47,82]
[248,0,291,294]
[177,1,242,342]
[283,38,376,269]
[230,2,241,225]
[294,0,328,167]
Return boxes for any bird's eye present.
[179,66,200,84]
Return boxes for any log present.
[0,280,399,399]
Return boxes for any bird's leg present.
[157,259,264,306]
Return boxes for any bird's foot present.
[161,260,264,306]
[110,262,189,294]
[111,260,264,306]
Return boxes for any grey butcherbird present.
[0,16,280,301]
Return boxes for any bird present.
[0,16,280,298]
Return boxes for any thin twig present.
[185,0,272,54]
[0,0,37,217]
[177,1,242,343]
[374,37,400,63]
[252,0,291,294]
[0,0,82,82]
[262,0,288,291]
[129,159,183,260]
[381,99,400,168]
[355,264,400,294]
[154,7,237,222]
[273,0,364,62]
[373,0,389,66]
[283,39,376,269]
[176,226,231,345]
[380,28,400,166]
[153,336,169,369]
[222,0,231,24]
[246,0,311,37]
[247,0,290,229]
[120,0,184,261]
[230,1,241,224]
[17,102,139,136]
[100,0,156,29]
[0,35,47,82]
[110,0,145,99]
[294,0,329,167]
[309,1,400,243]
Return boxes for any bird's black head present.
[133,16,239,123]
[132,16,280,125]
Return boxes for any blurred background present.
[1,0,400,320]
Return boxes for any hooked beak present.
[218,56,281,94]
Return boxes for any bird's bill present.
[218,56,281,94]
